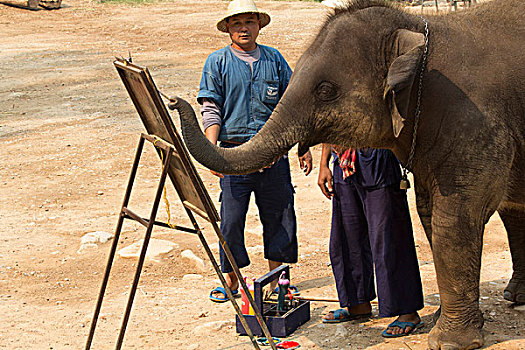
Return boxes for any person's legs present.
[254,157,298,291]
[212,174,254,300]
[323,163,375,322]
[361,185,424,335]
[332,164,376,304]
[268,260,282,291]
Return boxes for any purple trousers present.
[330,163,424,317]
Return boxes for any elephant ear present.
[384,29,425,137]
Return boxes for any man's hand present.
[317,165,334,200]
[298,149,313,176]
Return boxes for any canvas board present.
[114,58,219,223]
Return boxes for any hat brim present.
[217,12,270,33]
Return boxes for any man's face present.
[226,13,260,51]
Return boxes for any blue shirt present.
[333,148,402,189]
[197,45,292,143]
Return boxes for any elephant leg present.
[499,207,525,303]
[415,182,442,325]
[415,180,433,247]
[428,196,491,350]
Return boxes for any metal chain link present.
[404,17,429,174]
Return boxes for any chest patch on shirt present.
[266,86,278,100]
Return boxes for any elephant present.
[173,0,524,349]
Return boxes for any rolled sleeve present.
[197,56,224,106]
[201,99,222,131]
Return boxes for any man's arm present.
[204,124,220,146]
[317,144,333,199]
[201,98,224,178]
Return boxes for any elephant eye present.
[316,81,339,102]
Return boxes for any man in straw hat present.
[197,0,312,303]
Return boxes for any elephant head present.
[175,0,426,174]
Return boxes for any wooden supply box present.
[235,265,310,338]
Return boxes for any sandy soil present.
[0,0,523,349]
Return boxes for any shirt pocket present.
[261,80,280,106]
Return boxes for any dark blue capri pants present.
[330,162,424,317]
[219,156,298,273]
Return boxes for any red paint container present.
[241,277,255,315]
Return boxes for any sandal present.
[209,286,239,303]
[381,320,423,338]
[322,308,372,323]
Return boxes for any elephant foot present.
[504,277,525,304]
[428,313,484,350]
[432,306,441,325]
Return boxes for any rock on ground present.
[181,249,207,272]
[117,239,178,262]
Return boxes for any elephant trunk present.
[173,97,307,175]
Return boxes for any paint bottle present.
[240,277,255,315]
[277,272,290,313]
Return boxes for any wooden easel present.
[84,59,277,350]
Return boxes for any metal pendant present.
[400,175,411,190]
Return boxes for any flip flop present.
[322,308,372,323]
[273,285,300,296]
[209,286,239,303]
[381,320,423,338]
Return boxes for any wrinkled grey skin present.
[175,1,524,349]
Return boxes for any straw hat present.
[216,0,271,33]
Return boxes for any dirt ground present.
[0,0,523,349]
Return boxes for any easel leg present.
[85,135,146,350]
[114,147,173,350]
[184,209,266,350]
